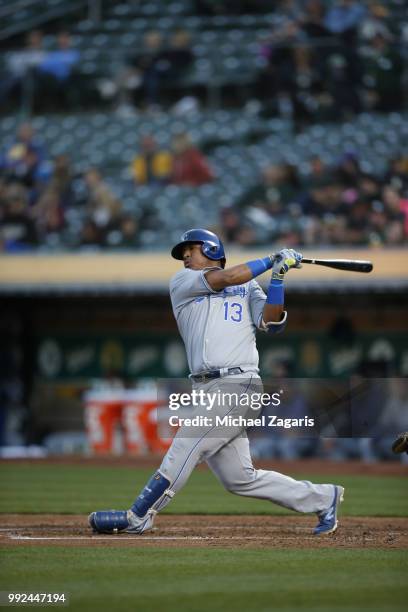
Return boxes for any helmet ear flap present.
[200,240,226,267]
[171,228,226,264]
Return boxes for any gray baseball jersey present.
[91,251,341,536]
[121,263,339,532]
[156,267,335,518]
[170,267,269,375]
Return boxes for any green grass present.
[0,464,407,516]
[1,547,407,612]
[1,464,407,612]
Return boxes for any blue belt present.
[190,367,244,383]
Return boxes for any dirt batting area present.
[1,514,407,550]
[2,459,407,550]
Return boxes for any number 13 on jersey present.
[223,301,243,322]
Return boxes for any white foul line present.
[6,534,308,542]
[8,535,207,541]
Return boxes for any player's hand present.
[286,248,302,268]
[272,248,303,280]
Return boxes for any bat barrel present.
[301,258,373,273]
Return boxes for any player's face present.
[182,243,214,270]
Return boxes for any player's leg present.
[206,434,344,533]
[89,374,261,534]
[89,423,234,534]
[127,431,216,532]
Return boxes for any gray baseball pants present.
[153,374,335,514]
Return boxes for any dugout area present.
[0,281,407,442]
[0,270,408,444]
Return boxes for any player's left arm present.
[206,248,302,325]
[261,248,302,328]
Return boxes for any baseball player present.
[89,229,344,536]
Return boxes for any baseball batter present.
[89,229,344,536]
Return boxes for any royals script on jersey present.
[170,267,270,375]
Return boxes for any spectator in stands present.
[38,31,80,109]
[258,0,385,121]
[334,151,361,187]
[223,143,408,248]
[0,122,50,196]
[0,30,45,111]
[274,0,305,22]
[119,215,140,248]
[155,29,194,87]
[306,156,328,186]
[130,29,194,109]
[29,154,74,245]
[301,0,330,40]
[361,32,404,112]
[300,178,343,221]
[131,135,173,185]
[382,185,407,243]
[357,173,381,204]
[287,175,346,244]
[101,30,186,114]
[79,219,104,249]
[219,208,258,247]
[324,0,367,42]
[359,2,391,42]
[233,164,306,246]
[171,133,214,186]
[33,186,65,241]
[257,20,303,112]
[130,30,164,108]
[285,44,325,125]
[220,207,242,243]
[0,183,38,251]
[257,22,327,124]
[323,50,362,119]
[240,163,301,212]
[84,168,122,232]
[49,154,76,209]
[107,30,162,113]
[344,198,371,244]
[106,215,140,249]
[386,156,408,192]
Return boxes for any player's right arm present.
[169,267,221,318]
[205,261,271,291]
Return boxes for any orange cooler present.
[122,387,172,455]
[84,388,123,454]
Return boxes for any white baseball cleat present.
[313,485,344,535]
[125,509,156,534]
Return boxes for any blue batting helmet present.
[171,228,226,268]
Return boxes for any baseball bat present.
[301,258,373,273]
